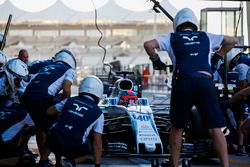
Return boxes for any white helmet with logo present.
[226,48,242,69]
[79,75,103,103]
[0,51,7,66]
[173,8,198,32]
[5,58,29,91]
[54,49,76,69]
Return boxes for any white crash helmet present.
[79,75,103,103]
[0,50,7,66]
[173,8,198,32]
[226,48,242,69]
[54,49,76,69]
[5,58,29,91]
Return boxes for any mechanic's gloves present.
[150,56,167,70]
[211,52,223,72]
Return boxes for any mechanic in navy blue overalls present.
[21,49,76,167]
[226,48,250,92]
[229,86,250,156]
[46,75,104,167]
[0,58,29,108]
[144,8,238,167]
[225,48,250,155]
[0,58,36,166]
[0,106,35,165]
[20,57,55,91]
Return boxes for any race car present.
[97,68,237,167]
[99,72,167,154]
[98,71,191,167]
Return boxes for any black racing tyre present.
[190,108,209,139]
[182,159,191,167]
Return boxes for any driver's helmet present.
[5,58,29,91]
[119,90,138,106]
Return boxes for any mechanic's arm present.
[144,39,167,70]
[47,105,61,118]
[47,99,67,118]
[216,35,238,57]
[62,80,72,99]
[230,86,250,107]
[93,132,102,167]
[144,39,159,61]
[235,80,248,93]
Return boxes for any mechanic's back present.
[47,75,104,167]
[21,49,76,167]
[144,7,238,167]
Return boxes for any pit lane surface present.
[71,155,250,167]
[25,135,249,167]
[0,154,249,167]
[2,153,244,166]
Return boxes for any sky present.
[0,0,243,22]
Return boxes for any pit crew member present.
[21,49,76,167]
[46,75,104,167]
[144,8,238,167]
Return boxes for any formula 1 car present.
[97,65,235,166]
[98,70,190,167]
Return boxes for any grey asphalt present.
[75,154,250,167]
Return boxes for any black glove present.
[150,57,167,70]
[211,52,223,72]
